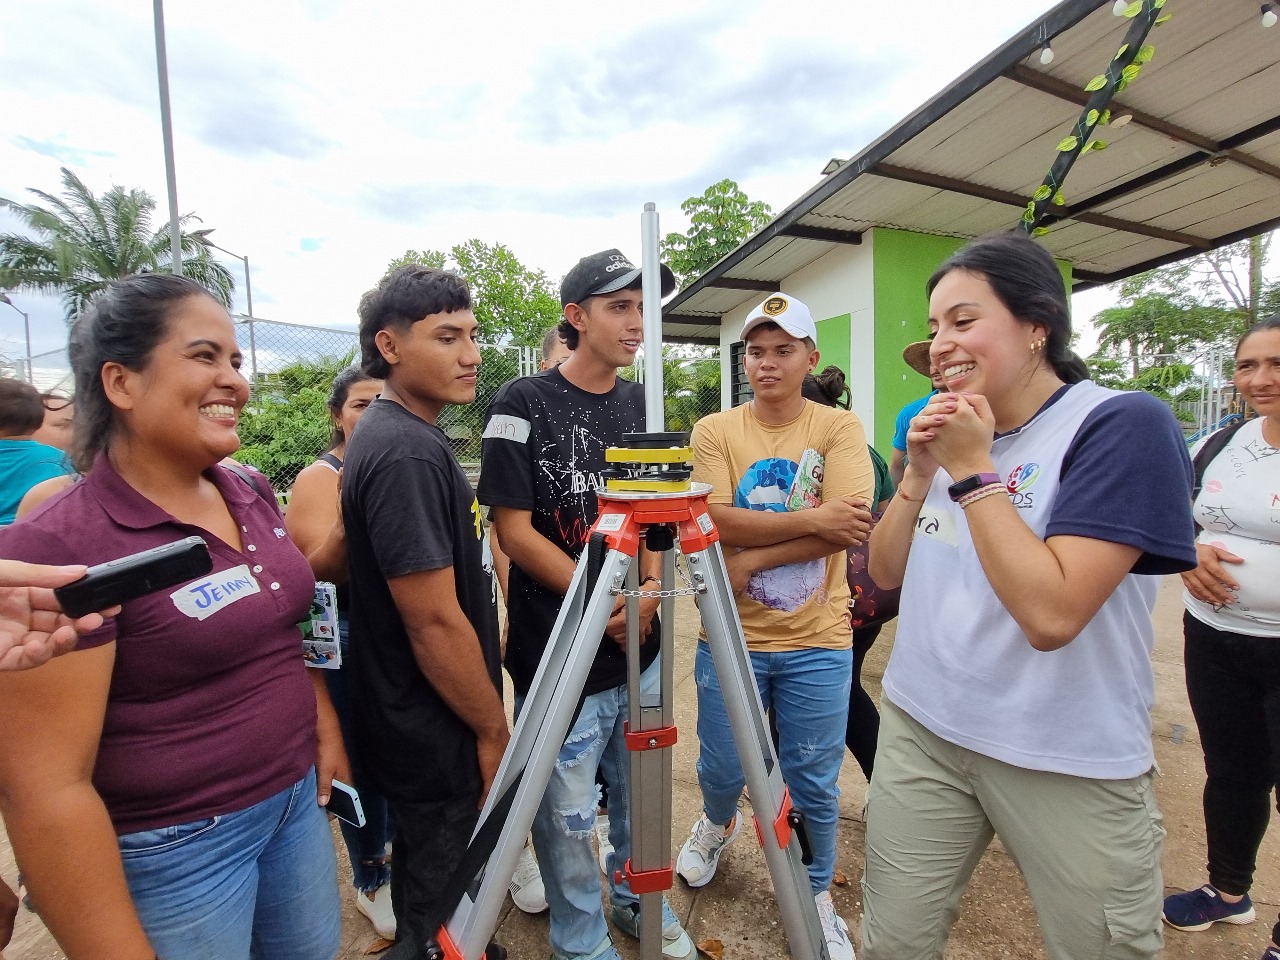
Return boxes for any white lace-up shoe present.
[509,843,548,914]
[815,890,855,960]
[675,813,741,888]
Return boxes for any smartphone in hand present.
[327,779,366,828]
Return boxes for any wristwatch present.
[947,472,1003,502]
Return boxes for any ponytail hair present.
[802,365,851,410]
[926,232,1089,385]
[69,274,210,474]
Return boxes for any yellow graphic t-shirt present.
[691,401,874,652]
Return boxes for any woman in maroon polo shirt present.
[0,274,347,960]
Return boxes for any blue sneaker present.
[1162,884,1256,931]
[610,899,694,959]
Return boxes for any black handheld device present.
[53,536,214,618]
[327,779,367,828]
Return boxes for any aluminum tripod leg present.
[441,544,635,960]
[623,539,677,959]
[687,541,830,960]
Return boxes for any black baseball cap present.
[560,249,676,307]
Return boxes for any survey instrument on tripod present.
[424,205,832,960]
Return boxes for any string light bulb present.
[1039,42,1055,64]
[1263,3,1278,27]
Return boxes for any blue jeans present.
[117,768,340,960]
[325,619,395,893]
[517,656,679,960]
[693,642,852,893]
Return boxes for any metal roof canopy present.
[662,0,1280,345]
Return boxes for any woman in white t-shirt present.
[1162,315,1280,960]
[863,233,1196,960]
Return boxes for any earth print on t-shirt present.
[734,456,825,612]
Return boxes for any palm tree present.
[0,167,234,321]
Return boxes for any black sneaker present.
[1162,884,1255,931]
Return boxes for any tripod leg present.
[623,533,678,959]
[441,547,638,960]
[687,542,829,960]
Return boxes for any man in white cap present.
[677,292,873,960]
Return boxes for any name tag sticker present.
[915,507,959,547]
[482,414,530,444]
[172,564,261,621]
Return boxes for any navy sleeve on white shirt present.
[1045,391,1197,575]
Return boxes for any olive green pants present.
[861,700,1164,960]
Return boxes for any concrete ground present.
[4,576,1279,959]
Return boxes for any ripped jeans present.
[693,641,851,893]
[516,657,660,960]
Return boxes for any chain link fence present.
[24,315,722,499]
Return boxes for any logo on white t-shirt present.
[1005,461,1041,509]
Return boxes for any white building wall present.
[718,234,876,431]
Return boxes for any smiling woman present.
[862,233,1199,960]
[0,274,345,960]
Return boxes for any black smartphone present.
[53,536,214,618]
[328,779,366,828]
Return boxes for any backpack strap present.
[1191,418,1248,502]
[221,460,277,509]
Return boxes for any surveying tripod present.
[426,434,831,960]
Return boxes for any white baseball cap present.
[741,293,817,343]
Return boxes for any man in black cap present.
[479,250,694,960]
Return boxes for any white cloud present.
[1,0,1069,353]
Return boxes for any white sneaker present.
[356,884,397,940]
[595,813,615,876]
[815,890,855,960]
[509,844,548,914]
[675,813,741,888]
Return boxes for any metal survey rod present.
[640,202,664,433]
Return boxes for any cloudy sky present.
[2,0,1115,361]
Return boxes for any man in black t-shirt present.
[343,266,507,959]
[479,249,694,960]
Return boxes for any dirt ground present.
[4,576,1278,959]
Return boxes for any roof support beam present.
[778,224,863,244]
[659,333,721,346]
[871,162,1212,249]
[1071,212,1280,292]
[706,278,780,292]
[1004,65,1280,184]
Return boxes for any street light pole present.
[0,293,33,385]
[192,235,257,383]
[192,232,253,319]
[152,0,183,275]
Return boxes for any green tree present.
[236,353,355,490]
[662,179,773,289]
[661,349,722,431]
[0,167,234,320]
[386,241,560,346]
[1086,231,1278,393]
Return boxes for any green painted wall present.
[816,313,851,384]
[871,229,967,451]
[869,227,1073,451]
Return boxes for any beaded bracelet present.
[958,483,1006,508]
